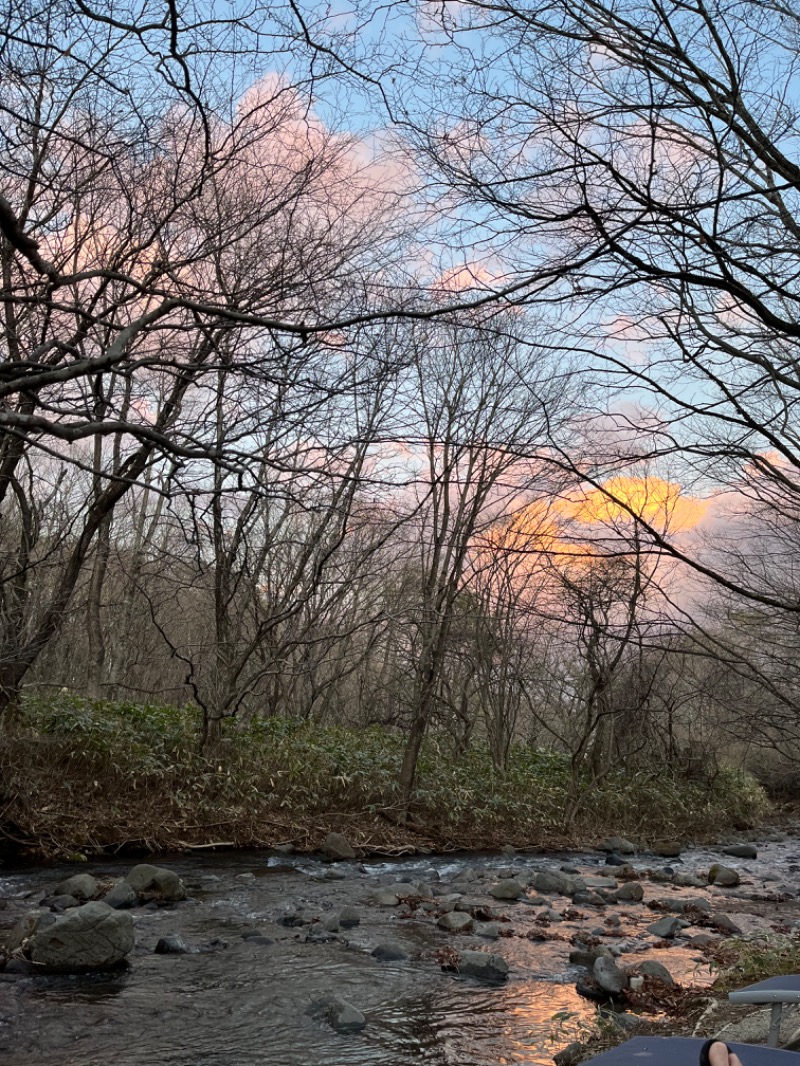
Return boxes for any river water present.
[0,839,797,1066]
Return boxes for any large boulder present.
[599,836,636,855]
[489,878,525,900]
[709,864,741,887]
[28,901,134,972]
[437,911,474,934]
[593,955,628,995]
[614,882,644,903]
[532,869,584,896]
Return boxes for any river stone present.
[600,836,636,855]
[320,832,356,861]
[673,872,706,888]
[103,881,137,909]
[569,945,612,967]
[500,844,516,856]
[322,914,340,933]
[41,894,80,912]
[593,955,627,994]
[371,942,408,962]
[532,870,583,896]
[573,890,606,907]
[554,1041,585,1066]
[29,901,134,972]
[438,911,474,933]
[712,912,743,934]
[614,882,644,902]
[155,934,189,954]
[309,994,366,1033]
[637,960,675,985]
[456,950,509,982]
[373,889,400,906]
[54,873,97,901]
[709,864,741,887]
[645,916,683,939]
[585,876,618,890]
[474,921,500,939]
[273,843,295,855]
[339,906,360,929]
[722,844,757,859]
[652,842,682,857]
[489,878,524,900]
[6,911,55,952]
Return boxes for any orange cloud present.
[563,476,710,534]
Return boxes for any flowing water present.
[0,840,797,1066]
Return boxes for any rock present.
[614,882,644,903]
[673,872,706,888]
[636,960,675,985]
[54,874,97,901]
[711,913,743,935]
[41,894,79,912]
[437,911,474,933]
[576,974,607,1001]
[339,906,360,929]
[322,915,340,933]
[500,845,516,856]
[273,843,295,855]
[455,950,509,982]
[103,882,137,910]
[554,1041,585,1066]
[309,994,366,1033]
[722,844,757,859]
[373,889,400,906]
[600,836,636,855]
[125,864,185,900]
[593,955,628,994]
[371,942,408,962]
[155,934,189,954]
[488,878,524,900]
[6,912,54,952]
[320,832,356,861]
[235,872,256,882]
[709,864,741,887]
[584,876,618,890]
[323,868,347,881]
[573,890,606,907]
[532,870,584,896]
[474,922,500,939]
[652,842,682,858]
[569,945,612,967]
[28,901,134,972]
[244,935,274,946]
[645,916,684,939]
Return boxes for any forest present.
[2,0,799,854]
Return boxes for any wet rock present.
[455,950,509,982]
[488,878,524,900]
[593,956,628,995]
[573,890,606,907]
[235,872,256,883]
[371,942,408,962]
[308,994,366,1033]
[722,844,757,859]
[6,912,54,952]
[323,868,347,881]
[709,864,741,887]
[636,960,675,985]
[125,864,185,901]
[321,914,340,933]
[673,872,706,888]
[155,934,189,955]
[500,844,516,856]
[103,881,137,910]
[689,933,719,947]
[474,921,500,939]
[41,894,79,912]
[652,842,682,858]
[54,874,97,901]
[272,843,295,855]
[532,870,584,896]
[645,916,684,939]
[244,935,274,946]
[600,836,636,855]
[585,876,618,890]
[711,912,743,934]
[373,889,400,906]
[569,944,612,967]
[613,882,644,903]
[29,901,134,972]
[437,911,474,934]
[554,1041,585,1066]
[320,832,356,861]
[198,938,228,952]
[339,906,360,929]
[575,974,608,1001]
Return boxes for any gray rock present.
[614,882,644,903]
[722,844,757,859]
[437,911,474,933]
[600,836,636,855]
[309,995,366,1033]
[155,934,189,954]
[41,894,79,912]
[371,942,408,962]
[235,872,256,882]
[28,901,134,972]
[6,912,53,952]
[103,882,137,910]
[585,876,618,890]
[339,906,360,929]
[652,842,682,857]
[455,950,509,982]
[488,878,524,900]
[500,844,516,856]
[712,912,743,935]
[322,914,340,933]
[320,832,356,861]
[532,870,584,896]
[573,890,606,907]
[570,945,612,967]
[593,955,628,994]
[645,916,684,938]
[709,864,741,887]
[125,864,161,893]
[673,872,706,888]
[474,921,500,939]
[554,1041,586,1066]
[273,843,295,855]
[152,868,186,901]
[54,874,97,901]
[373,889,400,906]
[637,960,675,985]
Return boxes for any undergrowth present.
[0,693,770,857]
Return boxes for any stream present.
[1,835,799,1066]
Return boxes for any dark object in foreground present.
[583,1037,798,1064]
[728,975,800,1047]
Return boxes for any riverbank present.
[0,694,770,860]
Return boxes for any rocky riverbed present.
[1,831,800,1066]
